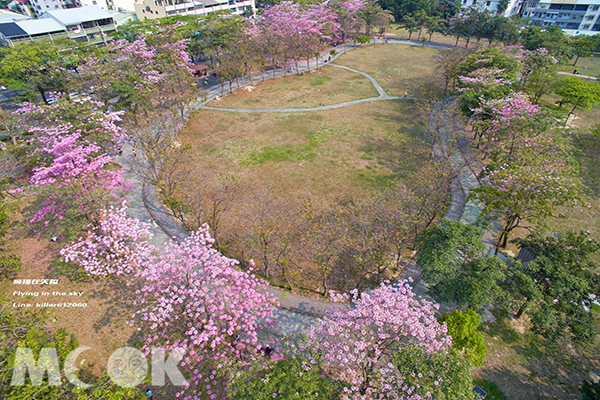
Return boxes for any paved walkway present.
[198,61,421,113]
[124,39,478,337]
[557,71,598,80]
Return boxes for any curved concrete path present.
[127,40,475,337]
[199,64,420,113]
[331,64,388,97]
[199,96,419,113]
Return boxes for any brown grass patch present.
[3,227,136,376]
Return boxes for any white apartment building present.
[107,0,136,12]
[523,0,600,35]
[134,0,254,20]
[29,0,80,17]
[79,0,109,10]
[461,0,525,17]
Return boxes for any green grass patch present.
[557,55,600,78]
[240,129,332,166]
[352,170,398,189]
[243,99,261,105]
[310,76,332,86]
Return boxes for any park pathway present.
[124,39,488,338]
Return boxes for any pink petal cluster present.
[61,204,155,276]
[131,226,278,399]
[308,281,451,399]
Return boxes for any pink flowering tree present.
[131,226,278,400]
[60,204,155,277]
[334,0,367,41]
[473,127,582,251]
[456,48,521,113]
[15,96,126,151]
[28,128,127,226]
[76,30,193,124]
[307,282,451,399]
[470,93,548,157]
[15,96,128,228]
[257,1,339,74]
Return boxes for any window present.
[592,6,600,11]
[486,1,490,6]
[586,15,595,20]
[581,24,590,29]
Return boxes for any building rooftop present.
[16,18,66,35]
[0,22,26,38]
[0,9,30,24]
[42,6,113,25]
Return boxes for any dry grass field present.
[213,66,379,109]
[332,44,439,97]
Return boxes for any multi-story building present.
[461,0,525,17]
[0,6,117,46]
[29,0,80,17]
[133,0,254,20]
[523,0,600,35]
[107,0,136,12]
[43,6,116,43]
[79,0,109,10]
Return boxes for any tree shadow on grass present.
[90,276,139,334]
[475,366,543,400]
[573,132,600,198]
[482,310,598,400]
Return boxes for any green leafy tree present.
[520,26,573,63]
[474,121,581,251]
[509,231,600,342]
[393,346,478,400]
[440,309,487,366]
[229,357,341,399]
[400,15,419,40]
[416,220,507,310]
[0,41,65,103]
[554,76,600,114]
[378,0,429,22]
[581,374,600,400]
[571,35,597,66]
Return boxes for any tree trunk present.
[37,84,48,104]
[417,27,422,41]
[408,31,412,40]
[455,36,459,47]
[515,299,529,318]
[573,55,580,66]
[465,37,470,48]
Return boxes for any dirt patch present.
[4,230,136,376]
